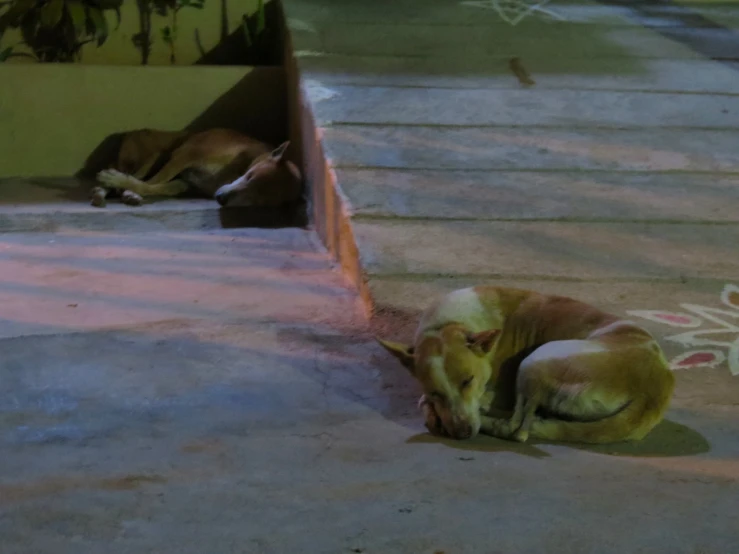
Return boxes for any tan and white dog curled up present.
[378,286,675,444]
[91,128,302,208]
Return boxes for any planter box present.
[0,1,308,227]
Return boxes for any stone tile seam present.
[368,273,729,284]
[296,52,726,62]
[321,122,739,132]
[291,21,712,30]
[306,83,739,97]
[331,165,739,176]
[351,216,739,225]
[334,167,739,177]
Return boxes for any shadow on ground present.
[407,418,709,459]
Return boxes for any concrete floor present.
[1,0,739,551]
[0,226,737,554]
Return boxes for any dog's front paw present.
[479,390,495,413]
[419,395,446,437]
[97,168,131,188]
[90,186,107,208]
[512,428,530,443]
[121,190,143,206]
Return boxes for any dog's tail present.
[529,376,675,445]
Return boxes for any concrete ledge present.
[284,26,371,310]
[311,87,739,128]
[322,126,739,172]
[353,219,739,281]
[295,90,369,307]
[293,22,707,61]
[0,201,307,233]
[298,57,739,94]
[337,169,739,222]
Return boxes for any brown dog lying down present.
[379,286,675,444]
[91,128,302,208]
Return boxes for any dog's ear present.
[377,338,415,372]
[466,329,501,356]
[270,141,290,162]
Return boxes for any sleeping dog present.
[92,128,302,208]
[379,286,675,444]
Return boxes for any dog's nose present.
[215,191,231,207]
[452,422,474,440]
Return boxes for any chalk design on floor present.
[460,0,565,26]
[627,284,739,376]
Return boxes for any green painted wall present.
[0,64,287,177]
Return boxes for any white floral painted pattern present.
[627,284,739,376]
[460,0,565,26]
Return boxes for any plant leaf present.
[92,0,124,29]
[242,14,252,47]
[0,0,35,32]
[40,0,65,28]
[255,0,265,34]
[160,24,172,42]
[86,5,108,46]
[66,0,87,37]
[96,0,123,9]
[0,45,13,61]
[5,0,36,20]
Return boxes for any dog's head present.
[214,141,302,207]
[379,325,500,440]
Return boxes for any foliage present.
[0,0,123,62]
[133,0,206,65]
[158,0,205,64]
[241,0,271,65]
[242,0,265,48]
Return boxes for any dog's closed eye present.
[461,376,473,389]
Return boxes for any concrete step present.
[338,169,739,222]
[295,21,709,61]
[297,19,735,60]
[352,219,739,281]
[300,57,739,93]
[0,179,307,232]
[287,0,739,28]
[0,202,307,233]
[322,126,739,172]
[312,86,739,128]
[0,228,351,339]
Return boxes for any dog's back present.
[116,129,189,176]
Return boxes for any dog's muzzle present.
[215,190,233,207]
[452,423,474,440]
[449,415,477,440]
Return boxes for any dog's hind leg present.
[98,145,200,194]
[131,153,163,180]
[97,170,189,198]
[139,146,210,185]
[510,392,542,443]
